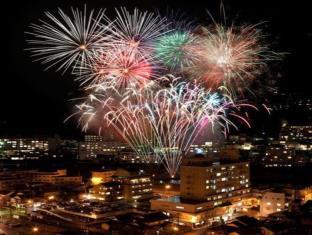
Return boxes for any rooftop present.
[181,157,248,167]
[157,195,207,205]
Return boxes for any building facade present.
[151,158,250,228]
[88,168,153,204]
[260,192,285,216]
[180,158,250,203]
[91,170,116,185]
[0,138,49,160]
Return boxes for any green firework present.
[155,31,194,69]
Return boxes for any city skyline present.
[1,2,311,234]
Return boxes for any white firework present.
[106,7,171,58]
[26,6,111,72]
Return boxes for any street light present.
[164,184,171,197]
[32,226,39,233]
[191,215,197,223]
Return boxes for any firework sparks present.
[154,31,199,70]
[26,6,110,72]
[106,8,171,58]
[74,76,248,177]
[75,44,159,90]
[27,6,281,177]
[191,24,280,94]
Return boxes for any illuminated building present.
[84,135,106,142]
[78,141,127,160]
[284,186,312,202]
[180,158,250,201]
[189,142,216,155]
[91,170,116,185]
[0,138,48,160]
[118,152,159,164]
[262,144,294,167]
[260,192,285,216]
[279,120,312,150]
[89,181,124,201]
[151,158,250,228]
[114,168,153,203]
[262,142,311,167]
[88,168,153,203]
[297,186,312,202]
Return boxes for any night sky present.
[3,0,312,138]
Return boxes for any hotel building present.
[151,157,250,228]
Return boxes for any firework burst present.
[81,76,247,177]
[106,8,171,58]
[191,24,280,94]
[154,31,199,70]
[27,6,281,178]
[26,6,110,72]
[75,44,160,90]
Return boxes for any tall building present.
[151,157,250,228]
[180,158,250,202]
